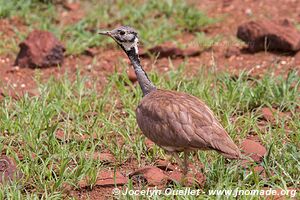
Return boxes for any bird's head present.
[99,26,139,54]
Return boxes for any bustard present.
[99,26,241,175]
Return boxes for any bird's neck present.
[125,47,156,96]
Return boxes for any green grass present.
[0,65,299,199]
[0,0,215,55]
[194,32,222,50]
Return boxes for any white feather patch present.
[121,37,139,53]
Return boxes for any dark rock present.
[237,20,300,52]
[15,30,65,68]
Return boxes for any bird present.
[99,26,241,175]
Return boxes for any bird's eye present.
[119,30,125,35]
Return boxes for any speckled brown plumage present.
[136,89,240,159]
[99,26,241,175]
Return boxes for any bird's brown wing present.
[136,89,240,159]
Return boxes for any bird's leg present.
[171,152,190,175]
[162,153,173,172]
[172,152,189,185]
[183,151,189,175]
[172,152,184,169]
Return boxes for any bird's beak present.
[98,30,111,36]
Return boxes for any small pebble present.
[87,64,93,71]
[245,8,253,16]
[280,60,287,65]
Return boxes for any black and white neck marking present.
[120,37,139,54]
[120,39,156,96]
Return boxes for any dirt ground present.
[0,0,299,199]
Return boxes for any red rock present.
[127,68,137,83]
[261,107,274,122]
[129,166,168,186]
[15,30,65,68]
[0,155,22,184]
[78,171,127,188]
[95,171,127,186]
[260,107,289,122]
[241,139,267,162]
[237,20,300,52]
